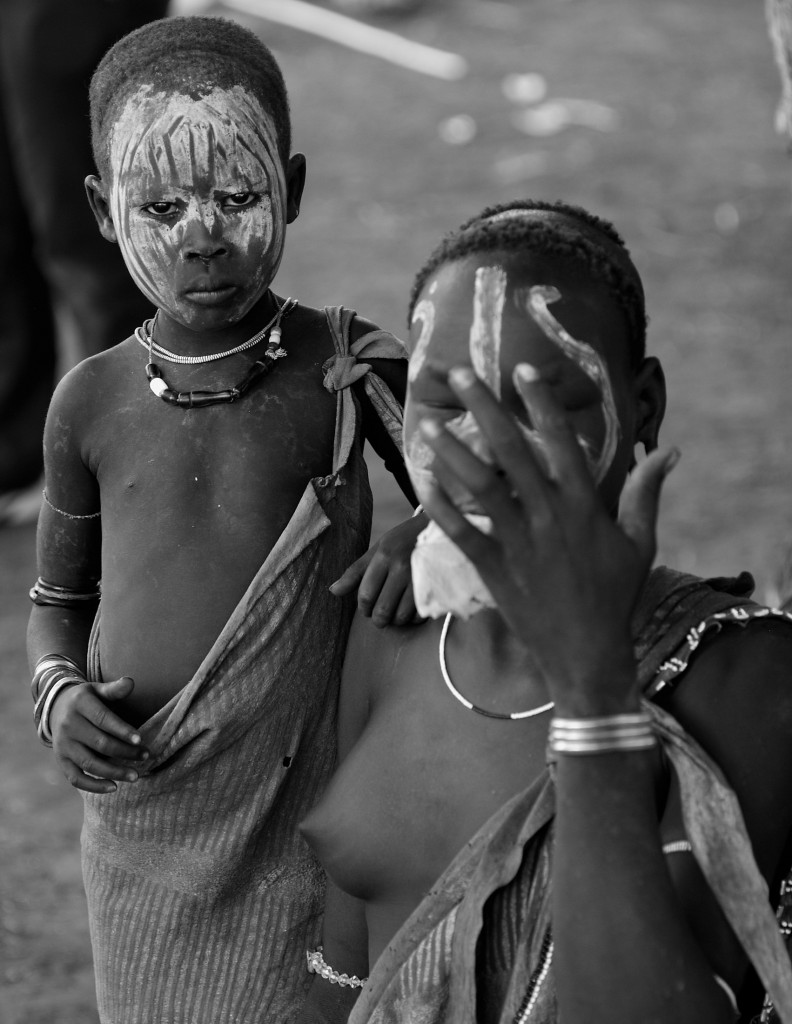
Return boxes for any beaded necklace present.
[140,297,297,408]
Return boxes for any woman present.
[299,199,792,1024]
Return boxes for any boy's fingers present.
[65,771,118,795]
[512,364,593,494]
[82,682,144,748]
[355,557,390,618]
[329,552,372,597]
[619,449,679,560]
[393,585,419,627]
[81,722,149,762]
[368,570,413,628]
[60,743,140,790]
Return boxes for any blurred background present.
[1,0,790,1020]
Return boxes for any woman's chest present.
[302,654,552,906]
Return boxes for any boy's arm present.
[27,366,146,790]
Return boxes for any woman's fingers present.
[419,477,500,572]
[419,416,524,537]
[445,366,553,513]
[512,363,594,496]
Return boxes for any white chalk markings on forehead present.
[469,266,506,398]
[107,83,287,319]
[522,284,620,483]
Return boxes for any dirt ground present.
[1,0,790,1020]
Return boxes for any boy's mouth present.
[184,284,238,306]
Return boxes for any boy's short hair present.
[409,199,648,367]
[90,16,292,180]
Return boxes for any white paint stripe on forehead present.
[409,298,436,382]
[108,84,286,198]
[521,283,621,484]
[469,266,506,398]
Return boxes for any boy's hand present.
[49,677,149,794]
[330,513,427,627]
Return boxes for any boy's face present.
[105,83,289,331]
[404,250,645,515]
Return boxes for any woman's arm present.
[299,881,369,1024]
[298,613,397,1022]
[418,365,792,1023]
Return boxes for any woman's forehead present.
[411,251,632,373]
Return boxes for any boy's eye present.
[142,201,178,217]
[222,192,257,209]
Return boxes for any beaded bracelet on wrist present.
[306,947,368,988]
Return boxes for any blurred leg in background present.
[0,0,168,522]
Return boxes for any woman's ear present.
[85,175,117,243]
[632,356,666,453]
[284,153,306,224]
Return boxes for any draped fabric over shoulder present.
[349,568,792,1024]
[82,308,407,1024]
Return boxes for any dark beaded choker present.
[142,298,297,408]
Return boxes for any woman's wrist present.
[547,648,640,719]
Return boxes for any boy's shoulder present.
[285,301,384,346]
[48,335,139,421]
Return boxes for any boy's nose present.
[180,211,228,262]
[182,227,228,262]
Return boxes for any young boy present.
[26,16,423,1024]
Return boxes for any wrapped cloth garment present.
[349,567,792,1024]
[81,307,407,1024]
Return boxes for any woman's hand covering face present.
[418,364,678,713]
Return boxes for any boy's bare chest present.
[96,353,340,505]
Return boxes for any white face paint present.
[469,265,506,396]
[406,266,506,513]
[520,284,620,483]
[107,83,288,329]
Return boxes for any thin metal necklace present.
[143,297,297,409]
[439,613,555,721]
[135,297,293,364]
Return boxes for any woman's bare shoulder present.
[664,616,792,872]
[338,612,429,755]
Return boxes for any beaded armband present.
[42,491,100,520]
[306,947,367,988]
[30,577,101,608]
[31,654,87,747]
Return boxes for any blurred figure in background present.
[0,0,168,525]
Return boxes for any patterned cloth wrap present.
[81,308,407,1024]
[349,568,792,1024]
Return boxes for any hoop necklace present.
[141,297,297,409]
[439,613,555,721]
